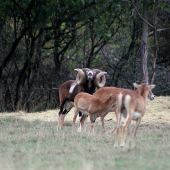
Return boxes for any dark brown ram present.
[57,68,107,131]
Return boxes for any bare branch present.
[148,28,168,36]
[95,37,133,87]
[130,0,154,28]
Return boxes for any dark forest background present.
[0,0,170,112]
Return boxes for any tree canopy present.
[0,0,170,112]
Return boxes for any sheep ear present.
[149,84,155,90]
[133,83,140,89]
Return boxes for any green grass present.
[0,116,170,170]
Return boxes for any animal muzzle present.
[87,71,94,80]
[148,96,154,100]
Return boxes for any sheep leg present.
[57,114,61,131]
[72,108,79,134]
[120,112,132,148]
[114,110,121,148]
[89,114,95,134]
[57,108,63,131]
[90,122,94,134]
[77,111,83,132]
[57,109,67,131]
[60,114,66,129]
[110,112,121,134]
[100,117,105,133]
[58,100,73,131]
[132,117,141,148]
[126,122,131,148]
[109,106,119,134]
[78,111,83,131]
[78,114,87,132]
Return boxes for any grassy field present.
[0,96,170,170]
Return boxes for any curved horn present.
[82,68,91,72]
[92,69,102,74]
[74,68,86,85]
[94,71,107,88]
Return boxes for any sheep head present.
[74,68,107,88]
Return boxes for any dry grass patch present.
[1,96,170,127]
[0,96,170,170]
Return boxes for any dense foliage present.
[0,0,170,112]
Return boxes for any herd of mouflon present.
[57,68,155,148]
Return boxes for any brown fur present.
[114,83,155,148]
[73,92,116,134]
[79,86,155,132]
[57,68,107,131]
[58,80,84,131]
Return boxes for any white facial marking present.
[87,71,93,79]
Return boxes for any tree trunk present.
[0,27,27,81]
[150,0,159,85]
[32,28,44,82]
[54,28,61,71]
[141,1,149,84]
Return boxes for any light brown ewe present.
[73,92,116,134]
[114,83,155,148]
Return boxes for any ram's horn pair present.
[74,68,107,88]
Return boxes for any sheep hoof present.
[77,127,81,133]
[114,144,118,148]
[120,145,125,148]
